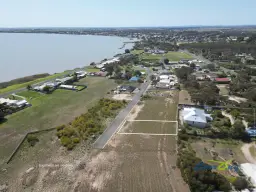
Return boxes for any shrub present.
[56,130,64,138]
[56,125,65,131]
[62,127,76,137]
[67,143,75,150]
[72,137,80,144]
[60,136,72,147]
[27,134,39,146]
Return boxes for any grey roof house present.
[182,107,212,128]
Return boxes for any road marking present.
[126,120,177,123]
[117,133,177,136]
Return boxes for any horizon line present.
[1,24,256,29]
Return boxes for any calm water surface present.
[0,33,133,82]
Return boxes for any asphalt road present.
[93,69,152,149]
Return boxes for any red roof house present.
[214,78,231,83]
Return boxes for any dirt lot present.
[0,90,189,192]
[112,93,132,101]
[191,139,248,164]
[135,91,179,121]
[119,121,177,134]
[178,90,193,105]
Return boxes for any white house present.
[182,107,212,128]
[0,98,29,108]
[75,71,87,78]
[159,75,169,80]
[59,85,77,90]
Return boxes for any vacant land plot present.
[178,90,193,104]
[216,84,229,96]
[135,97,178,121]
[119,121,177,134]
[0,77,116,166]
[191,139,248,164]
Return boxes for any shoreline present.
[0,33,136,84]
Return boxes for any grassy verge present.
[85,67,100,72]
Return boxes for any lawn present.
[0,71,74,94]
[17,90,43,100]
[216,85,229,96]
[131,49,144,54]
[85,67,100,72]
[0,77,116,166]
[120,121,177,134]
[140,51,193,62]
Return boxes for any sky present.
[0,0,255,27]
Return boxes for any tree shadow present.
[0,118,7,125]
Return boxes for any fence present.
[6,127,56,164]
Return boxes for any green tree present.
[43,86,51,93]
[125,49,130,54]
[27,84,32,90]
[134,70,142,77]
[163,58,169,64]
[233,177,249,190]
[230,109,240,119]
[231,120,246,139]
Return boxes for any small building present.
[129,76,139,82]
[159,75,169,80]
[56,76,73,84]
[59,85,77,90]
[182,107,212,128]
[75,71,87,78]
[214,78,231,84]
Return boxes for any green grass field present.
[0,77,116,165]
[85,67,100,72]
[137,51,193,62]
[131,49,144,54]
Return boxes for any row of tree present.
[56,98,126,150]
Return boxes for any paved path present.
[93,69,152,149]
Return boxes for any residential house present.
[182,107,212,128]
[75,71,87,79]
[56,76,73,84]
[0,98,29,108]
[214,78,231,84]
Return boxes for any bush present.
[67,143,75,150]
[72,137,80,144]
[27,134,39,146]
[56,125,65,131]
[60,136,72,147]
[56,130,64,138]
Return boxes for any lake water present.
[0,33,134,82]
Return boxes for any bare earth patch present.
[112,94,132,101]
[228,95,247,103]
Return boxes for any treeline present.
[0,73,50,89]
[134,41,179,51]
[175,67,222,105]
[177,131,232,192]
[180,42,256,61]
[56,98,126,150]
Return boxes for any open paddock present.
[119,121,177,135]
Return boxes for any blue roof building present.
[246,129,256,137]
[129,76,139,82]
